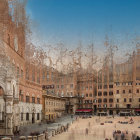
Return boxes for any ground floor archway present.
[32,113,35,124]
[0,86,4,122]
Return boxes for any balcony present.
[54,108,65,111]
[76,102,83,104]
[70,102,74,105]
[65,101,74,106]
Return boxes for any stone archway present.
[32,108,36,124]
[0,67,19,136]
[0,85,7,136]
[13,85,15,98]
[0,86,4,96]
[32,113,35,124]
[0,86,4,122]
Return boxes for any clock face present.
[14,35,18,52]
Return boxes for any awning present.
[76,109,92,112]
[135,109,140,112]
[98,112,107,114]
[120,112,130,114]
[83,109,92,112]
[76,109,83,112]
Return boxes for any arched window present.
[37,113,40,120]
[26,66,29,80]
[37,69,40,84]
[21,112,23,121]
[7,34,10,45]
[0,86,4,96]
[32,68,35,82]
[98,99,102,103]
[109,99,113,103]
[26,113,29,121]
[13,85,15,97]
[103,98,107,103]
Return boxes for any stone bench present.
[1,137,11,140]
[55,130,57,135]
[32,136,37,140]
[45,131,49,140]
[38,134,45,140]
[27,136,32,140]
[19,136,26,140]
[52,130,55,136]
[42,133,45,140]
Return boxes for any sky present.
[26,0,140,56]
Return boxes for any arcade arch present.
[0,86,5,121]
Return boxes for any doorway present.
[32,113,35,123]
[127,104,131,108]
[116,110,119,115]
[109,110,113,115]
[94,105,97,114]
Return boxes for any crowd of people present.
[118,117,134,125]
[112,130,139,140]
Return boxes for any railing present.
[54,108,65,111]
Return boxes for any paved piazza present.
[13,115,74,140]
[50,116,140,140]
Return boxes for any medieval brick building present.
[96,48,140,115]
[0,0,42,136]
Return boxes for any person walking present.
[113,131,115,138]
[121,132,124,140]
[45,131,49,140]
[88,122,91,128]
[85,128,88,135]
